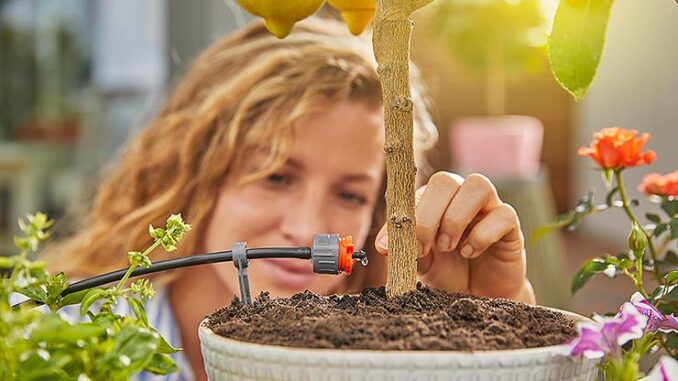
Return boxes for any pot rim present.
[199,306,584,357]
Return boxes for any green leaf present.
[665,332,678,350]
[0,256,16,268]
[104,326,159,374]
[657,286,678,315]
[151,327,181,354]
[571,257,609,294]
[666,270,678,284]
[80,288,106,317]
[602,169,614,188]
[661,199,678,217]
[548,0,615,100]
[646,212,662,224]
[46,272,69,298]
[58,288,93,309]
[145,353,179,375]
[531,214,573,245]
[29,316,105,344]
[126,297,148,327]
[654,223,670,238]
[17,351,71,381]
[670,218,678,239]
[19,284,49,303]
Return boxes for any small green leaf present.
[58,288,92,309]
[145,353,179,375]
[0,256,15,268]
[80,288,106,317]
[665,332,678,349]
[657,286,678,315]
[602,169,614,188]
[151,327,181,354]
[666,270,678,284]
[661,199,678,217]
[571,257,609,294]
[646,212,662,224]
[126,297,148,327]
[19,284,49,303]
[548,0,615,100]
[46,272,69,299]
[654,223,670,238]
[670,218,678,239]
[531,214,573,245]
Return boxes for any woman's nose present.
[279,190,330,247]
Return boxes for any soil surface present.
[206,284,577,351]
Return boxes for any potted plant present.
[193,1,601,381]
[5,1,674,380]
[0,214,191,380]
[535,127,678,380]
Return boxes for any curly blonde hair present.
[46,18,437,293]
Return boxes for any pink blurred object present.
[450,115,544,179]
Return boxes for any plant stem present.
[115,241,161,293]
[615,170,662,285]
[373,0,423,296]
[8,249,27,283]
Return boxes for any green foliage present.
[570,254,632,294]
[548,0,615,100]
[0,213,191,380]
[545,163,678,363]
[431,0,548,75]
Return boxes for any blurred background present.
[0,0,676,318]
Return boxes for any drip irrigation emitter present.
[13,234,367,309]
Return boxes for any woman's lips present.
[258,258,316,289]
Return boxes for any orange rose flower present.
[639,171,678,197]
[577,127,656,169]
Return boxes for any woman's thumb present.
[374,224,388,254]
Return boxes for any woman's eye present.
[337,191,367,206]
[265,173,291,186]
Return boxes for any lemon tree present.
[231,0,676,296]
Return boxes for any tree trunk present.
[373,0,430,297]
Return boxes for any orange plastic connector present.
[338,235,355,274]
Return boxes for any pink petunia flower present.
[626,292,678,333]
[567,303,647,359]
[645,356,678,381]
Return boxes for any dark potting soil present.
[206,284,577,351]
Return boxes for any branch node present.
[392,96,413,112]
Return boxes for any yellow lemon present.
[327,0,375,35]
[235,0,325,38]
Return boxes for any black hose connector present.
[12,234,368,309]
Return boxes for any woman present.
[47,18,534,381]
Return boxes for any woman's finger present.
[458,203,521,259]
[438,173,500,252]
[414,172,464,257]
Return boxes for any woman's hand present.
[374,172,535,304]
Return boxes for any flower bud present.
[628,222,647,253]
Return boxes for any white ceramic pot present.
[199,310,599,381]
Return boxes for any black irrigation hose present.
[12,247,313,309]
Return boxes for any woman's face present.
[202,101,385,298]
